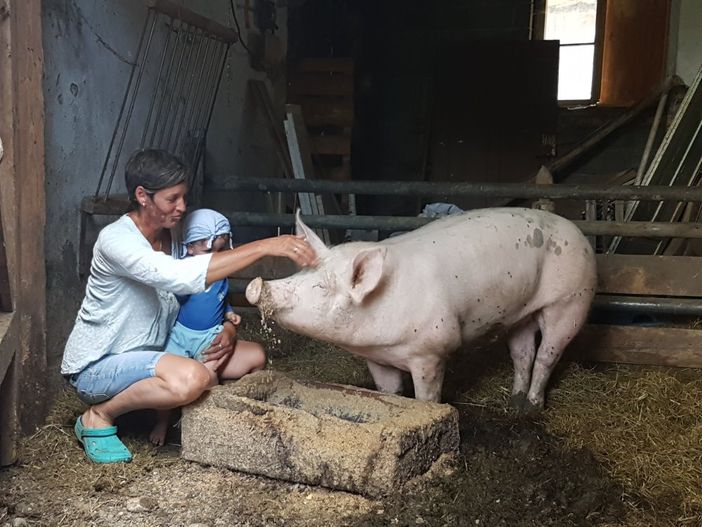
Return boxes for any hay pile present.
[443,348,702,524]
[544,363,702,522]
[251,318,702,521]
[10,387,180,494]
[3,314,702,525]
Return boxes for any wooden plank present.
[230,255,298,281]
[569,324,702,368]
[309,134,352,156]
[0,0,19,466]
[283,107,319,215]
[249,80,294,179]
[296,58,354,75]
[596,254,702,297]
[288,73,354,97]
[0,141,10,312]
[81,194,131,215]
[0,0,18,304]
[295,97,354,127]
[328,164,351,182]
[0,309,18,466]
[0,354,18,466]
[0,313,18,382]
[283,105,330,244]
[0,229,11,312]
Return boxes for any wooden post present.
[532,165,556,212]
[0,0,48,463]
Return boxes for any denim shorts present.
[68,350,165,405]
[164,321,223,362]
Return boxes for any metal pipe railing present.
[227,212,702,239]
[223,178,702,202]
[593,295,702,316]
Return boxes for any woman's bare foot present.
[150,411,170,446]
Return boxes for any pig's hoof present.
[509,392,528,412]
[521,401,544,417]
[509,393,543,416]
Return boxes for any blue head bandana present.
[181,209,232,257]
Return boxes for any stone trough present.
[181,370,459,497]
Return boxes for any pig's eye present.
[312,273,334,295]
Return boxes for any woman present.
[62,149,316,463]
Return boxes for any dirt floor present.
[1,313,702,527]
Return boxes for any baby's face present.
[187,234,230,256]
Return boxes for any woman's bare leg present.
[80,354,214,429]
[217,339,266,380]
[150,359,218,445]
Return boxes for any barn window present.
[533,0,671,107]
[532,0,603,104]
[544,0,599,101]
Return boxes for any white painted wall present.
[42,0,287,376]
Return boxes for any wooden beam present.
[309,134,352,156]
[249,80,294,179]
[0,353,18,466]
[230,255,297,281]
[295,97,354,127]
[0,235,12,312]
[295,58,354,75]
[0,0,20,467]
[569,324,702,368]
[288,73,354,97]
[81,194,131,215]
[0,0,48,439]
[0,141,10,312]
[595,254,702,297]
[0,313,18,384]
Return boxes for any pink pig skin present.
[246,207,597,411]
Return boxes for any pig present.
[245,207,597,412]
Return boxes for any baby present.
[150,208,265,446]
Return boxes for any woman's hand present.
[205,234,318,286]
[264,234,317,267]
[201,323,237,370]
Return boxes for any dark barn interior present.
[1,0,702,525]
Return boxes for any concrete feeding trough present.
[180,370,459,497]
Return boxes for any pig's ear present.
[295,209,328,257]
[349,247,386,304]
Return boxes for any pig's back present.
[384,207,595,317]
[386,208,590,261]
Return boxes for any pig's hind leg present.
[367,360,405,396]
[527,297,590,410]
[506,315,540,412]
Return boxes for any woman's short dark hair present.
[125,149,190,204]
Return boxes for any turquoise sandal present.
[74,416,132,463]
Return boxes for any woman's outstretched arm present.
[205,234,316,285]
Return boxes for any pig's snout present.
[246,277,263,305]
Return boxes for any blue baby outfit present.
[164,209,234,361]
[175,279,232,330]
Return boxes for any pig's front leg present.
[366,360,404,395]
[409,356,446,402]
